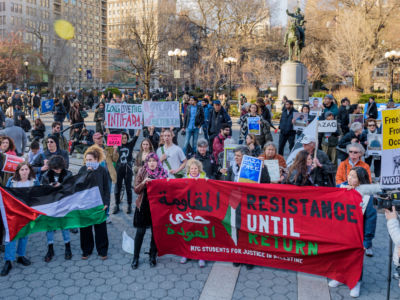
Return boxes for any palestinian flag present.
[0,172,106,242]
[222,188,242,246]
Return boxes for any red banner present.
[147,179,364,289]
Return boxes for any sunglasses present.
[368,124,376,127]
[349,150,360,154]
[47,140,55,144]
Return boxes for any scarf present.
[143,152,168,179]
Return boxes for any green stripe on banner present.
[13,205,106,240]
[222,206,231,237]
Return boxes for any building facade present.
[0,0,107,89]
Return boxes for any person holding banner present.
[0,136,17,155]
[132,153,168,269]
[239,104,261,145]
[1,162,39,276]
[329,166,379,297]
[40,155,73,262]
[78,146,110,260]
[113,131,140,214]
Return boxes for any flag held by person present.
[0,172,106,242]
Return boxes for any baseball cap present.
[213,100,221,105]
[300,135,316,144]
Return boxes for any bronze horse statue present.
[284,20,304,61]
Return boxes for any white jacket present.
[340,183,381,214]
[387,218,400,266]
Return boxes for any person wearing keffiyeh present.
[132,153,167,270]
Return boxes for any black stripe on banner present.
[4,170,102,207]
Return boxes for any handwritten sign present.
[105,103,142,129]
[238,155,262,183]
[263,160,280,182]
[248,117,260,135]
[2,154,25,173]
[318,120,337,133]
[107,134,122,146]
[143,101,180,128]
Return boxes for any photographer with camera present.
[385,206,400,284]
[329,166,380,297]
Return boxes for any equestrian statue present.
[284,7,306,62]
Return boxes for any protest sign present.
[238,155,262,183]
[293,113,308,131]
[349,114,364,126]
[105,103,142,129]
[147,179,364,289]
[248,117,260,135]
[309,97,322,116]
[223,145,237,169]
[41,99,54,114]
[1,154,25,173]
[143,101,180,128]
[263,160,280,182]
[106,134,122,146]
[366,134,382,156]
[318,120,337,133]
[381,109,400,189]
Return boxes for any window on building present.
[0,2,5,12]
[0,16,5,25]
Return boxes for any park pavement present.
[0,111,399,300]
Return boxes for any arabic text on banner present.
[147,179,364,289]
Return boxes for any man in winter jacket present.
[201,98,212,141]
[212,124,231,163]
[0,118,27,155]
[322,94,338,117]
[337,98,350,135]
[208,100,232,150]
[52,98,67,130]
[366,97,378,119]
[182,97,204,155]
[43,122,68,151]
[194,139,217,179]
[278,100,297,155]
[31,92,41,120]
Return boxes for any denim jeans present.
[183,127,199,155]
[363,196,377,249]
[31,107,40,120]
[4,237,28,261]
[46,230,70,244]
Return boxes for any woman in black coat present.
[78,145,110,260]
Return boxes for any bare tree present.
[0,33,27,87]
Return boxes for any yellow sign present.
[382,109,400,150]
[54,20,75,40]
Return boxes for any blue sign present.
[238,155,262,183]
[248,117,260,135]
[87,70,92,80]
[41,98,54,113]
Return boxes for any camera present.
[373,191,400,212]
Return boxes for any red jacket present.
[213,133,228,163]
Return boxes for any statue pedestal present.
[277,61,309,111]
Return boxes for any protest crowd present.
[0,90,398,298]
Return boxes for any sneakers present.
[350,281,361,298]
[106,216,112,224]
[198,260,205,268]
[328,279,343,288]
[180,257,188,264]
[365,248,373,257]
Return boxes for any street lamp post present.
[24,61,29,91]
[385,50,400,100]
[168,48,187,101]
[223,57,238,100]
[78,66,82,91]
